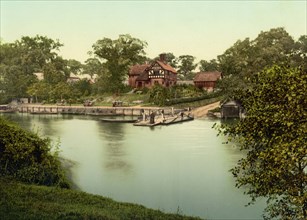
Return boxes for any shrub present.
[0,117,70,188]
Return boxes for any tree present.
[43,56,69,85]
[51,82,73,101]
[219,65,307,219]
[67,59,83,75]
[199,59,220,72]
[153,52,178,68]
[27,81,51,103]
[91,34,147,93]
[250,27,296,73]
[216,28,303,98]
[0,35,65,102]
[293,35,307,72]
[71,79,92,97]
[83,58,103,79]
[177,55,197,80]
[217,38,252,77]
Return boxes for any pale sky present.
[1,0,306,63]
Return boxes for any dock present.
[133,115,194,127]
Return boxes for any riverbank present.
[0,177,201,220]
[13,97,221,118]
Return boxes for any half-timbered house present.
[128,54,177,88]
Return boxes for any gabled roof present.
[156,60,177,74]
[194,71,222,82]
[129,64,150,75]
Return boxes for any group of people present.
[140,108,190,124]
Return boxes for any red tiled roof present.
[156,60,177,74]
[129,64,150,75]
[194,71,222,82]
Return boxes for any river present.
[3,113,265,219]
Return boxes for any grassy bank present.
[0,177,201,220]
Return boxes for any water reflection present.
[97,121,132,173]
[4,113,266,219]
[1,113,60,136]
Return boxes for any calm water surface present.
[4,113,265,219]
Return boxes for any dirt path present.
[191,101,220,118]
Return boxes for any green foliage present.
[148,84,171,106]
[0,177,200,220]
[219,65,307,219]
[177,55,197,80]
[199,59,220,72]
[0,117,70,188]
[217,28,306,99]
[147,84,219,106]
[83,57,104,79]
[27,81,52,103]
[0,35,67,102]
[153,52,178,68]
[165,90,222,106]
[91,34,147,94]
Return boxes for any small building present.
[193,71,222,91]
[128,54,177,89]
[221,100,244,119]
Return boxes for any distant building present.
[193,71,222,91]
[128,54,177,89]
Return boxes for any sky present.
[1,0,306,64]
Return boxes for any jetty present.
[133,113,194,127]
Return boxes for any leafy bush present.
[165,90,222,106]
[148,84,171,106]
[0,117,70,188]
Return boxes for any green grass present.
[0,177,202,220]
[171,96,223,109]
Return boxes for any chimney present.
[159,53,166,63]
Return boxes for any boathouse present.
[128,54,177,89]
[221,100,244,119]
[193,71,222,91]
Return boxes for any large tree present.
[91,34,147,93]
[177,55,197,80]
[0,35,66,103]
[220,65,307,219]
[216,28,305,98]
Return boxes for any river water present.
[3,113,265,219]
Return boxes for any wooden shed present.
[221,100,244,119]
[193,71,222,91]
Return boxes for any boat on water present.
[100,118,138,123]
[0,105,17,113]
[29,111,59,115]
[133,115,194,127]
